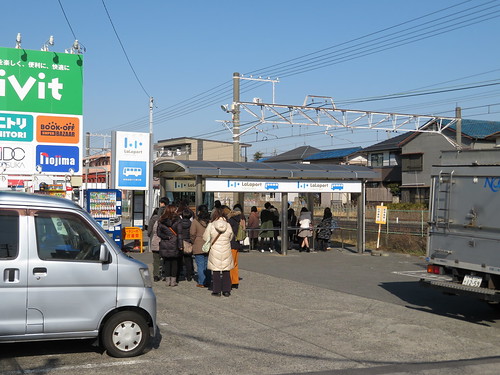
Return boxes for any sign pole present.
[375,202,387,250]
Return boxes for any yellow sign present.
[122,227,143,253]
[375,205,388,224]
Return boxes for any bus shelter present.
[153,160,379,255]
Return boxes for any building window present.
[401,153,423,172]
[389,152,399,166]
[370,153,384,167]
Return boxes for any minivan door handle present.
[33,267,47,278]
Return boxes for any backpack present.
[235,219,246,241]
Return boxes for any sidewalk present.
[123,246,500,375]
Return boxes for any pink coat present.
[247,211,260,239]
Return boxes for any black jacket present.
[179,217,192,242]
[157,217,183,258]
[228,213,243,251]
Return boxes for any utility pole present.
[232,72,240,163]
[455,106,462,147]
[147,97,154,226]
[232,73,243,207]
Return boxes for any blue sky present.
[2,0,499,157]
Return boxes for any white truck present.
[421,148,500,302]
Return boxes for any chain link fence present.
[322,205,429,255]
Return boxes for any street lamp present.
[41,36,54,51]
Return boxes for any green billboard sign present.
[0,47,83,115]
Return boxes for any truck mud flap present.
[420,278,500,303]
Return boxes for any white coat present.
[204,218,234,271]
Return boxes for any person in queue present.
[147,197,169,281]
[297,207,313,253]
[259,202,275,252]
[157,204,183,286]
[204,207,234,297]
[228,204,244,289]
[190,205,211,288]
[179,208,194,281]
[247,206,260,250]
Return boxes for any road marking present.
[2,360,149,375]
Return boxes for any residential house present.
[400,119,500,203]
[362,119,500,205]
[361,132,414,203]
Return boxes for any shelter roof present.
[154,159,378,180]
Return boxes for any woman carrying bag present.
[203,207,234,297]
[190,205,211,288]
[157,205,183,286]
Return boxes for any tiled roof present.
[444,119,500,139]
[304,147,362,161]
[361,132,414,152]
[263,145,321,162]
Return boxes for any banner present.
[0,47,83,176]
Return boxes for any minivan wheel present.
[102,311,149,357]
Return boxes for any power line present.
[104,1,499,133]
[246,0,476,76]
[101,0,151,99]
[57,0,77,40]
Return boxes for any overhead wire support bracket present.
[237,97,458,140]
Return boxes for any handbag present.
[183,240,193,254]
[202,224,222,253]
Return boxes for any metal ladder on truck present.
[432,170,454,230]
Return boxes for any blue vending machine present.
[86,189,122,248]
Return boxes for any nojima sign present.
[0,47,83,176]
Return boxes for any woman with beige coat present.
[204,207,234,297]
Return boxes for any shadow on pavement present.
[379,280,500,326]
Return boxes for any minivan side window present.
[35,212,103,261]
[0,210,19,259]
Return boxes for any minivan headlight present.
[140,268,152,288]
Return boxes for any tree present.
[253,151,264,161]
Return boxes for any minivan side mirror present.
[99,243,111,263]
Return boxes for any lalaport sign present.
[0,46,83,176]
[111,131,150,190]
[204,178,362,193]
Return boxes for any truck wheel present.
[102,311,149,357]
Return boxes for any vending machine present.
[86,189,122,247]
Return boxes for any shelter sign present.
[0,47,83,176]
[165,180,198,192]
[205,178,361,193]
[111,131,150,190]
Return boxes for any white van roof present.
[0,191,80,210]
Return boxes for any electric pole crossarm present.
[236,100,457,136]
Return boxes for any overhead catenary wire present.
[101,0,151,99]
[101,0,500,142]
[57,0,77,40]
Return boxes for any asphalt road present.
[2,247,500,375]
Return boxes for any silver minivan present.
[0,191,157,357]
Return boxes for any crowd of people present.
[147,198,337,296]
